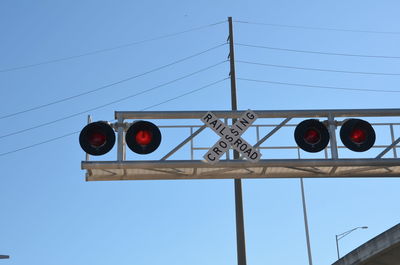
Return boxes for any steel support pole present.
[85,115,92,161]
[328,114,338,159]
[336,235,340,259]
[300,178,313,265]
[117,115,126,161]
[228,16,247,265]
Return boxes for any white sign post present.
[201,110,261,164]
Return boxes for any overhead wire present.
[0,20,227,73]
[235,43,400,59]
[0,43,227,120]
[0,60,228,139]
[7,18,400,157]
[0,130,82,157]
[236,60,400,76]
[0,77,228,157]
[234,20,400,35]
[237,77,400,93]
[142,77,228,110]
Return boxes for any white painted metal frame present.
[82,109,400,181]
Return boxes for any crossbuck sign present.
[201,110,262,164]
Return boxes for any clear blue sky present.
[1,1,400,265]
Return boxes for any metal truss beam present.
[83,159,400,169]
[82,108,400,181]
[115,108,400,120]
[83,159,400,181]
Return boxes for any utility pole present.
[300,178,313,265]
[228,16,247,265]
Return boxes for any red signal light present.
[135,130,153,146]
[350,128,367,144]
[79,121,115,156]
[340,119,375,152]
[126,121,161,154]
[294,119,330,153]
[304,129,321,145]
[88,132,107,148]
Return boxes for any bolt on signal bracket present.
[112,122,130,131]
[323,119,339,128]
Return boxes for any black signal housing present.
[340,119,375,152]
[294,119,330,153]
[79,121,116,156]
[125,120,162,155]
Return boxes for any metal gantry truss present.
[82,109,400,181]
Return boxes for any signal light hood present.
[125,120,162,155]
[294,119,330,153]
[79,121,116,156]
[340,119,375,152]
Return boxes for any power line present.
[0,61,228,139]
[237,77,400,93]
[0,130,81,157]
[142,77,228,110]
[234,20,400,35]
[0,77,228,157]
[0,20,227,73]
[236,60,400,76]
[236,43,400,59]
[0,43,227,120]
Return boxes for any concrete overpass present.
[332,223,400,265]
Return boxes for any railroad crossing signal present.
[201,110,261,163]
[125,120,162,155]
[294,119,330,153]
[79,120,162,156]
[294,118,376,153]
[79,121,116,156]
[80,109,400,181]
[340,119,376,152]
